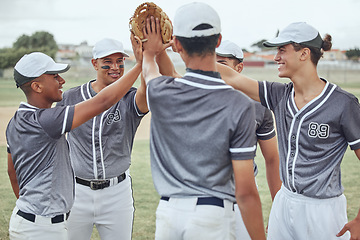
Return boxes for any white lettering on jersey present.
[106,109,121,125]
[308,122,329,139]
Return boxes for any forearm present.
[143,50,161,84]
[233,160,266,240]
[72,63,142,129]
[7,154,19,198]
[259,138,281,200]
[236,192,266,240]
[217,63,260,102]
[95,63,142,108]
[265,160,282,200]
[135,74,149,113]
[156,50,181,78]
[9,177,19,199]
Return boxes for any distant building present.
[56,41,93,66]
[322,49,347,61]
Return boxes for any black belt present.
[75,173,126,190]
[161,196,225,208]
[17,209,70,224]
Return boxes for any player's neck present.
[183,53,217,72]
[26,96,53,109]
[91,80,107,93]
[292,74,325,109]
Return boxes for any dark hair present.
[176,34,220,57]
[19,80,34,95]
[292,34,332,65]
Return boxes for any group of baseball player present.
[5,1,360,240]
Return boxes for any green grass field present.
[1,142,359,240]
[0,66,359,239]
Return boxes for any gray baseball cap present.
[263,22,323,49]
[92,38,129,59]
[216,40,244,62]
[14,52,70,87]
[173,2,221,38]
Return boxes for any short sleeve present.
[230,100,257,160]
[37,106,75,139]
[258,80,290,111]
[256,106,276,141]
[341,95,360,150]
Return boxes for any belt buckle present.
[90,180,108,190]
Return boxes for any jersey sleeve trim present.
[133,94,146,117]
[230,145,256,153]
[146,87,151,112]
[348,138,360,146]
[262,81,271,109]
[61,106,70,135]
[257,128,276,137]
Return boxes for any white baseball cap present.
[92,38,129,59]
[173,2,221,38]
[216,40,244,62]
[263,22,323,49]
[14,52,70,87]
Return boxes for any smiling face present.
[38,73,65,102]
[92,52,125,86]
[274,44,303,79]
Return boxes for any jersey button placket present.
[288,117,299,193]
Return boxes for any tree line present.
[0,31,58,70]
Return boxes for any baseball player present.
[218,22,360,239]
[141,4,266,240]
[6,47,143,239]
[216,40,281,240]
[56,37,147,240]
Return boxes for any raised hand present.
[142,16,171,56]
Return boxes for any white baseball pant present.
[67,173,134,240]
[267,184,350,240]
[155,197,235,240]
[9,206,68,240]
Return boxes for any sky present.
[1,0,359,51]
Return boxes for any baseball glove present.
[129,2,173,44]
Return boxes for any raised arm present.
[233,159,266,240]
[72,60,142,130]
[130,33,149,113]
[142,17,172,84]
[156,49,181,78]
[217,63,261,102]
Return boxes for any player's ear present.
[235,62,244,73]
[173,37,183,53]
[216,34,222,48]
[91,58,98,70]
[30,81,43,93]
[300,48,311,61]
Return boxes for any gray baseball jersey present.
[147,69,257,203]
[6,102,75,217]
[253,102,276,176]
[57,80,145,179]
[259,79,360,198]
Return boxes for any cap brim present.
[263,38,293,47]
[96,50,129,59]
[45,63,70,74]
[216,52,234,58]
